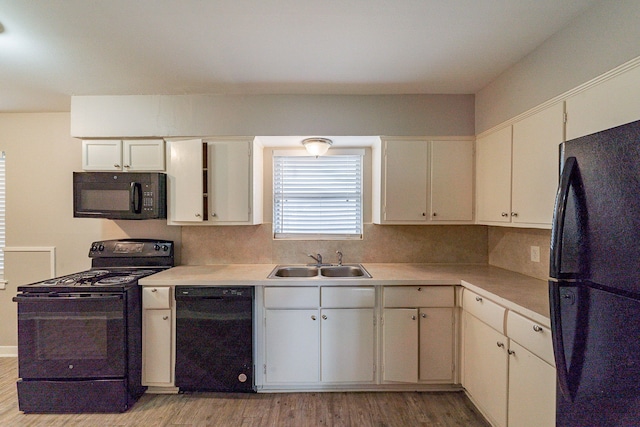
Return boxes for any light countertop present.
[140,263,550,326]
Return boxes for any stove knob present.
[161,245,169,251]
[98,244,104,251]
[154,244,161,251]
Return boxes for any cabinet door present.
[82,139,122,171]
[143,309,172,385]
[507,341,556,427]
[321,308,374,383]
[430,140,474,221]
[511,103,563,226]
[383,308,418,383]
[566,65,640,140]
[265,309,319,383]
[476,127,512,224]
[208,140,250,222]
[383,140,428,221]
[463,312,508,427]
[167,139,204,223]
[123,139,165,171]
[419,307,454,382]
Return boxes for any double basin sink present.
[268,264,372,279]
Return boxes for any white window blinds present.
[273,153,363,239]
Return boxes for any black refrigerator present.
[549,119,640,426]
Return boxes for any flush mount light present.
[302,137,333,156]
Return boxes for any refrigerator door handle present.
[550,156,577,278]
[549,281,573,401]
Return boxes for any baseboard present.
[0,346,18,357]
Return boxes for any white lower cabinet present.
[463,311,509,427]
[265,309,320,383]
[462,289,556,427]
[263,286,375,386]
[382,286,456,384]
[507,341,556,427]
[320,308,375,383]
[142,287,173,386]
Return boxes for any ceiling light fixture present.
[302,137,333,156]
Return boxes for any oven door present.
[14,293,126,379]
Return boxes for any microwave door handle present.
[131,182,143,214]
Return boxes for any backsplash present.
[488,227,551,280]
[181,224,488,265]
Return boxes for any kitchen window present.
[273,150,363,239]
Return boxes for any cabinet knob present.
[311,315,317,321]
[511,212,518,217]
[501,212,509,217]
[162,316,169,320]
[411,315,416,320]
[422,212,426,217]
[475,296,483,302]
[508,349,516,356]
[124,164,130,169]
[432,212,437,217]
[211,213,217,217]
[417,287,422,292]
[496,342,505,348]
[195,213,201,218]
[151,288,158,293]
[322,314,328,320]
[421,313,427,318]
[114,164,121,169]
[533,325,543,332]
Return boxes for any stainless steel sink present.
[267,264,371,279]
[320,265,371,278]
[270,266,318,278]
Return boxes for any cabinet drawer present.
[462,289,505,333]
[264,287,319,309]
[383,286,454,307]
[507,311,554,366]
[143,287,171,309]
[321,287,375,308]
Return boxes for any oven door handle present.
[13,293,124,301]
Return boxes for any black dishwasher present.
[175,287,255,392]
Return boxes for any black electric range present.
[14,239,173,413]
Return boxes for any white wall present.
[71,94,475,137]
[475,0,640,133]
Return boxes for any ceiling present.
[0,0,599,113]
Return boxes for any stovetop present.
[17,239,174,293]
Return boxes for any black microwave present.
[73,172,167,220]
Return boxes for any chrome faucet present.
[308,253,323,266]
[336,250,343,266]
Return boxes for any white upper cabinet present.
[566,64,640,140]
[82,139,165,171]
[167,138,204,223]
[476,127,512,224]
[166,137,263,226]
[476,102,563,228]
[430,140,474,221]
[373,138,474,224]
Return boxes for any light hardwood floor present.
[0,358,489,426]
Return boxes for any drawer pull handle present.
[508,349,516,356]
[496,342,505,348]
[533,325,543,332]
[162,316,169,320]
[475,296,483,302]
[151,288,158,292]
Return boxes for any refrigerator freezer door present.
[551,281,640,426]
